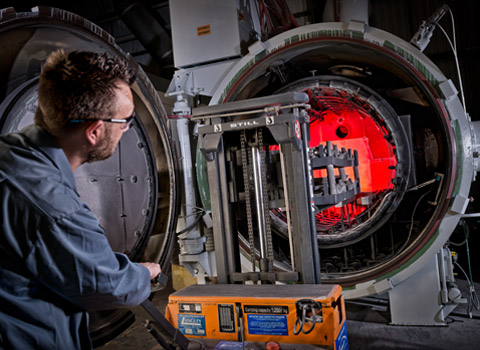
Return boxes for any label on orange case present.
[178,314,206,336]
[247,314,288,336]
[244,305,289,314]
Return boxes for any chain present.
[258,129,274,268]
[240,131,256,271]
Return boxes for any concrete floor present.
[96,279,480,350]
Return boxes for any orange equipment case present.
[165,284,348,349]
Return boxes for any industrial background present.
[4,0,478,279]
[1,0,479,349]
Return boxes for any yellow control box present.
[165,284,348,349]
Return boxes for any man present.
[0,50,161,349]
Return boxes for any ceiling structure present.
[2,0,478,119]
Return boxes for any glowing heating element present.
[269,82,402,242]
[308,87,397,194]
[305,85,398,235]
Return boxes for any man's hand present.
[139,262,161,280]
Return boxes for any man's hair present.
[35,50,137,137]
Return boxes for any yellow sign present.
[197,24,211,36]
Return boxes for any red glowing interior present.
[306,87,397,194]
[270,87,398,233]
[306,87,397,232]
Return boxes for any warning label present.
[178,314,206,336]
[218,304,235,333]
[179,303,202,314]
[247,314,288,336]
[244,305,288,314]
[197,24,211,36]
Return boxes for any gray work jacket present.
[0,124,150,349]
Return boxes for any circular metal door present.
[205,21,473,299]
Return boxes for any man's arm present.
[26,208,158,310]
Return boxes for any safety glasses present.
[69,111,136,130]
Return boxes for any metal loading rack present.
[195,92,321,285]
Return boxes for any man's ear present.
[84,120,104,146]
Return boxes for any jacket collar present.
[21,124,77,190]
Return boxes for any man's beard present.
[86,126,118,163]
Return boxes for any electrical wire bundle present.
[256,0,299,41]
[435,5,467,115]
